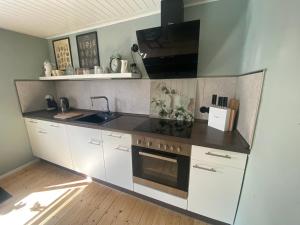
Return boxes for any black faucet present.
[90,96,110,114]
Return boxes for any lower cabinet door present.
[66,125,106,180]
[25,119,49,159]
[102,131,133,190]
[188,159,244,224]
[25,119,73,169]
[46,122,73,169]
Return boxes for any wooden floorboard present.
[0,161,210,225]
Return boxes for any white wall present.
[235,0,300,224]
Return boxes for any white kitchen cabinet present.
[188,146,247,224]
[46,122,73,169]
[25,118,47,159]
[190,145,247,169]
[25,118,73,169]
[66,125,106,180]
[102,130,133,190]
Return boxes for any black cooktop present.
[134,118,193,139]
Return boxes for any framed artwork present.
[52,37,73,70]
[76,31,100,69]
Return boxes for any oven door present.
[132,145,190,198]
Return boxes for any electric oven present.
[132,135,191,198]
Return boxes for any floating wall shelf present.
[39,73,141,80]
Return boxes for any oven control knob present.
[158,143,163,149]
[147,141,152,147]
[137,139,142,145]
[170,145,174,151]
[177,146,181,152]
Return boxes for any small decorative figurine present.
[43,60,52,77]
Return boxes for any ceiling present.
[0,0,216,39]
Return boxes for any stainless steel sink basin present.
[74,112,120,125]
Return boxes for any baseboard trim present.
[0,159,39,180]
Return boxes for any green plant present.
[151,97,193,121]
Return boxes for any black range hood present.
[136,0,200,79]
[161,0,184,26]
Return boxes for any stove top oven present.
[132,135,191,199]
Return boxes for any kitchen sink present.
[74,112,120,125]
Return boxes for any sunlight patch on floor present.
[43,176,92,189]
[0,178,90,225]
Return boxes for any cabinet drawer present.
[26,119,63,131]
[46,121,64,128]
[101,130,131,148]
[37,120,64,133]
[191,145,247,169]
[25,118,40,125]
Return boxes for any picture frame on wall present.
[76,31,100,69]
[52,37,73,71]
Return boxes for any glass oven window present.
[139,151,178,187]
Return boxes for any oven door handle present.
[139,152,177,163]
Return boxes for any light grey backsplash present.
[56,79,150,114]
[55,81,91,110]
[15,81,56,113]
[236,71,265,147]
[195,77,238,120]
[16,74,264,147]
[54,77,238,119]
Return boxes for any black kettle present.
[59,97,70,113]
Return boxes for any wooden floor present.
[0,161,210,225]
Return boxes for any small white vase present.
[173,94,181,108]
[44,61,52,77]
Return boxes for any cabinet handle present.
[50,124,60,128]
[29,120,38,124]
[193,165,216,172]
[107,133,122,138]
[38,130,47,134]
[114,146,130,152]
[206,152,231,159]
[88,139,101,146]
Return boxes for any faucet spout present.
[90,96,110,114]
